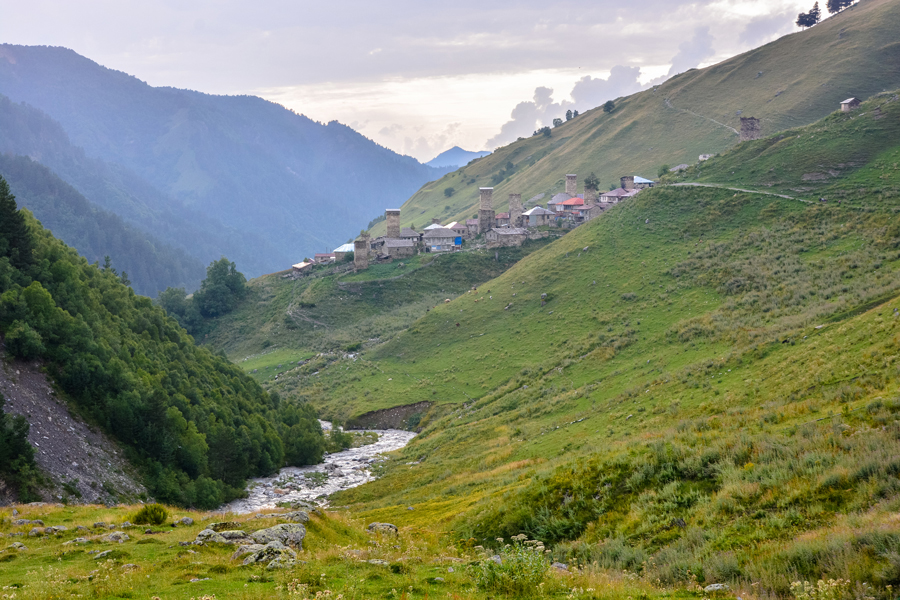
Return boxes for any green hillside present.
[201,239,557,381]
[0,178,324,507]
[369,0,900,236]
[252,89,900,595]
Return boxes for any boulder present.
[93,522,108,529]
[104,532,130,543]
[195,529,227,544]
[231,544,265,561]
[28,528,44,537]
[266,556,298,570]
[14,519,43,526]
[177,517,194,526]
[209,521,240,532]
[94,550,115,560]
[704,584,730,592]
[7,542,27,551]
[250,523,306,548]
[367,522,398,535]
[551,562,569,572]
[282,511,309,523]
[219,530,249,541]
[120,521,134,529]
[241,540,297,566]
[367,559,389,566]
[62,537,89,546]
[46,526,67,534]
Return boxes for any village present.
[291,171,654,273]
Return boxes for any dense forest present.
[0,154,205,296]
[0,176,324,507]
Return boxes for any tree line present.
[0,176,325,508]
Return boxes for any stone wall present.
[620,175,634,190]
[478,187,494,234]
[508,193,523,228]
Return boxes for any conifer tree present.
[0,176,33,269]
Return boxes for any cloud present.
[485,86,570,148]
[738,13,795,47]
[569,65,643,112]
[667,26,715,77]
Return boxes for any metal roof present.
[400,228,420,237]
[333,243,355,253]
[523,207,554,216]
[841,97,860,104]
[423,223,444,230]
[423,227,457,239]
[634,176,655,184]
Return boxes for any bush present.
[131,503,169,525]
[472,536,550,596]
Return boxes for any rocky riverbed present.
[223,423,415,514]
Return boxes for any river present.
[223,422,416,514]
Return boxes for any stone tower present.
[508,193,523,228]
[353,236,369,270]
[478,187,495,234]
[620,175,634,190]
[740,117,761,141]
[386,209,401,238]
[565,174,577,197]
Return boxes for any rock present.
[266,556,297,569]
[121,564,139,570]
[705,584,730,592]
[46,526,68,534]
[241,541,297,566]
[11,509,17,516]
[447,567,454,573]
[195,529,227,544]
[76,526,88,532]
[407,506,414,511]
[367,522,398,535]
[93,522,108,529]
[7,542,27,551]
[367,559,389,566]
[489,555,502,565]
[231,544,265,561]
[219,530,249,541]
[432,577,445,583]
[282,511,309,523]
[250,523,306,548]
[62,537,88,546]
[94,550,115,560]
[209,521,240,532]
[28,527,44,537]
[104,532,130,543]
[177,517,194,526]
[551,562,569,571]
[120,521,133,529]
[14,519,43,526]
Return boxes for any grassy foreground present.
[1,503,692,600]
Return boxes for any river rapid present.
[224,422,416,514]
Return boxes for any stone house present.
[841,97,861,112]
[384,238,417,258]
[485,227,527,248]
[522,206,554,227]
[333,243,355,262]
[400,228,421,244]
[313,253,335,264]
[572,204,604,223]
[423,227,459,252]
[447,221,468,238]
[465,219,479,238]
[599,188,631,203]
[495,212,510,227]
[292,261,313,274]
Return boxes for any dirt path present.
[664,98,739,136]
[669,182,812,203]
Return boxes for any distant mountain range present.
[426,146,491,169]
[0,44,451,293]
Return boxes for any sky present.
[2,0,810,162]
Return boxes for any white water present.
[224,422,416,514]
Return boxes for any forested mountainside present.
[0,177,324,508]
[0,94,270,288]
[0,45,451,275]
[367,0,900,237]
[0,153,205,296]
[232,92,900,595]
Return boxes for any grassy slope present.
[265,92,900,594]
[368,0,900,237]
[205,240,557,379]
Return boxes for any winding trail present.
[664,98,739,136]
[223,422,416,514]
[669,182,811,203]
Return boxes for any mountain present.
[367,0,900,236]
[0,153,205,296]
[0,93,276,286]
[0,45,451,276]
[426,146,491,169]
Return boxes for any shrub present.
[472,536,549,596]
[131,503,169,525]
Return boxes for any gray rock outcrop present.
[250,523,306,548]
